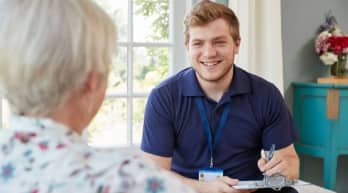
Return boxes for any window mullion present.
[171,0,189,74]
[127,0,134,145]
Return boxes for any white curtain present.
[229,0,284,93]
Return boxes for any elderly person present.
[0,0,195,193]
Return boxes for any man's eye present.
[191,42,202,46]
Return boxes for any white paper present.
[233,180,310,190]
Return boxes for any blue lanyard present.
[195,97,231,168]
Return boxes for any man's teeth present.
[202,61,219,66]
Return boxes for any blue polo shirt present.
[141,65,297,180]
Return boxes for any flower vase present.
[331,54,347,77]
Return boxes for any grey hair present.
[0,0,117,115]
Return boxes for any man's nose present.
[202,44,217,57]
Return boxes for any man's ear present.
[234,38,241,54]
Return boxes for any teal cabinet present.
[293,82,348,190]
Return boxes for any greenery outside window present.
[87,0,186,147]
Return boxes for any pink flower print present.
[38,141,48,151]
[14,132,36,143]
[56,143,66,149]
[30,189,39,193]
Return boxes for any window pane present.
[133,0,169,42]
[88,98,127,147]
[93,0,128,42]
[133,47,169,93]
[132,97,147,144]
[108,46,127,93]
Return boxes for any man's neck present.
[197,68,233,102]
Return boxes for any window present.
[0,0,187,148]
[87,0,188,147]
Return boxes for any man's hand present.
[196,176,255,193]
[257,144,299,180]
[143,152,256,193]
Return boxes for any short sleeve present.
[141,87,176,157]
[261,85,298,150]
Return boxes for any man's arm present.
[257,144,300,179]
[143,152,254,193]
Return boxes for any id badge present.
[198,168,223,182]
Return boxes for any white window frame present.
[102,0,188,146]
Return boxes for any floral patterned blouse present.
[0,116,195,193]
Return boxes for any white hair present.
[0,0,117,115]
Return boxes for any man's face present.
[186,18,240,83]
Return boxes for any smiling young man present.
[141,1,299,193]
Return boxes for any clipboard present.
[233,179,310,190]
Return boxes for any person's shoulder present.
[86,146,160,173]
[154,67,193,90]
[85,145,146,165]
[87,147,196,193]
[149,67,194,100]
[62,146,166,192]
[237,67,280,94]
[72,147,157,185]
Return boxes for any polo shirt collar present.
[181,68,204,96]
[181,65,251,97]
[226,65,251,96]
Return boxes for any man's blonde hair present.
[183,0,240,45]
[0,0,117,115]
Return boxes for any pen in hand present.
[266,144,275,162]
[263,144,275,184]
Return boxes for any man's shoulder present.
[237,67,279,94]
[153,67,193,92]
